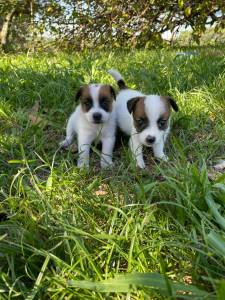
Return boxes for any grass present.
[0,48,225,299]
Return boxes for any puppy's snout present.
[93,112,102,123]
[146,135,156,145]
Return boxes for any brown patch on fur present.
[98,85,115,112]
[78,85,93,112]
[133,97,146,118]
[132,97,149,132]
[157,96,173,130]
[160,96,171,119]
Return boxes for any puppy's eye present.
[158,119,167,129]
[136,118,145,126]
[101,100,108,106]
[83,98,92,107]
[101,96,109,101]
[100,97,110,111]
[134,117,148,132]
[100,97,109,104]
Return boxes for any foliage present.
[0,48,225,299]
[176,27,225,46]
[0,0,225,51]
[0,0,33,51]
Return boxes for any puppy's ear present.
[166,96,179,112]
[109,85,116,100]
[127,97,141,114]
[75,87,83,101]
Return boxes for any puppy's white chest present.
[78,122,106,140]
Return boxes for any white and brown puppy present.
[108,69,178,169]
[60,84,116,169]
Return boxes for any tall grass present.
[0,48,225,299]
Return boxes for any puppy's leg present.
[60,115,75,148]
[129,135,145,169]
[77,132,94,169]
[153,140,168,161]
[101,136,115,169]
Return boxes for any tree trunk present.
[0,8,16,52]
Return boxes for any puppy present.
[108,69,178,169]
[60,84,116,169]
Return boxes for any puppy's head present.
[76,84,116,124]
[127,95,178,147]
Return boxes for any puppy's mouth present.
[144,143,153,147]
[142,142,155,148]
[92,120,104,124]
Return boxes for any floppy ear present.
[75,87,83,101]
[166,96,179,112]
[109,85,116,100]
[127,97,141,114]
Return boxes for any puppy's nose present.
[93,112,102,122]
[146,135,156,144]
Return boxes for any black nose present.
[93,112,102,122]
[146,135,156,144]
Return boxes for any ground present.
[0,48,225,299]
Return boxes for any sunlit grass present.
[0,48,225,299]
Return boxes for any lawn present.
[0,48,225,299]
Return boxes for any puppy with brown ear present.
[108,69,178,169]
[60,84,116,169]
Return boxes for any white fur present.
[108,69,170,169]
[108,69,123,82]
[60,84,116,169]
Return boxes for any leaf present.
[0,108,8,118]
[142,182,157,193]
[28,100,43,125]
[68,273,210,297]
[206,231,225,257]
[94,184,108,196]
[213,163,225,182]
[178,0,184,9]
[217,280,225,300]
[0,234,7,241]
[26,255,50,300]
[30,100,39,114]
[184,7,192,17]
[29,114,43,125]
[183,275,192,284]
[205,193,225,231]
[214,183,225,192]
[8,159,36,164]
[46,174,53,193]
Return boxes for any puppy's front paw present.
[77,159,89,169]
[155,154,169,162]
[101,159,113,169]
[137,160,145,169]
[161,154,169,162]
[59,139,71,149]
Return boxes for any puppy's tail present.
[108,69,127,90]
